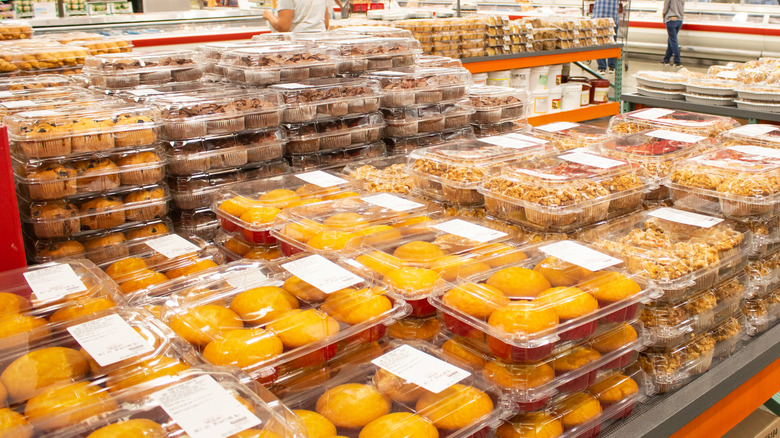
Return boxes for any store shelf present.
[528,102,620,125]
[460,44,622,73]
[622,93,780,123]
[602,322,780,438]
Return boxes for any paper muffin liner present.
[416,89,444,104]
[20,138,72,159]
[81,210,126,230]
[283,106,317,123]
[33,217,80,238]
[209,147,249,169]
[163,121,208,141]
[71,132,115,153]
[28,180,77,200]
[125,202,167,222]
[245,111,281,129]
[319,133,352,150]
[206,117,245,136]
[139,70,171,85]
[120,167,165,186]
[114,128,158,148]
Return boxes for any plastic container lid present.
[287,141,387,173]
[82,50,199,74]
[342,154,414,194]
[284,112,385,154]
[0,74,72,91]
[468,86,527,124]
[479,151,655,232]
[639,325,719,392]
[532,122,610,151]
[417,55,464,68]
[362,67,471,107]
[384,126,477,154]
[608,109,740,138]
[717,124,780,149]
[270,77,383,122]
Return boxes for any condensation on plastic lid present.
[648,207,724,228]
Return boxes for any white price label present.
[154,375,261,438]
[0,91,13,98]
[646,129,705,143]
[295,171,348,188]
[717,71,739,80]
[728,145,780,160]
[171,96,201,102]
[729,124,779,137]
[372,345,471,394]
[631,108,676,120]
[273,83,311,89]
[561,152,624,169]
[433,219,507,243]
[23,264,87,301]
[19,110,58,117]
[225,269,273,290]
[361,193,424,212]
[479,132,547,150]
[540,240,622,272]
[536,121,579,132]
[68,314,154,367]
[145,235,201,259]
[281,255,363,294]
[648,207,723,228]
[1,101,36,109]
[126,89,163,96]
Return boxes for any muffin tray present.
[667,146,780,219]
[745,250,780,298]
[382,99,475,137]
[271,77,383,122]
[363,67,471,107]
[607,108,740,138]
[164,127,285,175]
[685,78,739,96]
[407,135,553,207]
[168,159,290,210]
[439,321,648,411]
[735,84,780,102]
[83,50,204,89]
[14,145,166,201]
[683,92,736,107]
[342,154,414,195]
[153,90,285,141]
[532,122,610,152]
[430,240,658,361]
[468,86,527,124]
[214,229,282,263]
[0,45,90,76]
[41,366,306,438]
[270,193,441,257]
[171,207,219,242]
[0,74,72,91]
[742,296,776,336]
[479,151,655,232]
[212,171,355,245]
[287,141,387,172]
[472,119,530,138]
[158,256,409,383]
[285,112,385,154]
[277,339,505,438]
[312,36,421,74]
[640,288,722,348]
[6,103,162,160]
[580,207,752,302]
[383,126,476,154]
[219,45,340,85]
[20,183,171,239]
[735,99,780,113]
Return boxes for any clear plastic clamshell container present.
[633,71,687,91]
[164,127,286,176]
[417,55,464,69]
[639,327,721,393]
[685,77,739,97]
[287,141,386,172]
[639,287,723,348]
[735,83,780,103]
[382,99,475,137]
[468,86,527,124]
[277,338,506,438]
[744,250,780,298]
[219,45,340,85]
[0,93,117,122]
[362,67,472,107]
[495,366,653,437]
[214,229,283,263]
[472,119,530,138]
[270,193,443,256]
[595,128,717,200]
[668,146,780,219]
[532,122,610,152]
[83,50,203,89]
[212,171,357,245]
[14,145,166,202]
[334,25,416,39]
[20,183,171,239]
[407,134,553,206]
[284,112,385,154]
[581,207,752,302]
[38,365,306,438]
[0,74,72,91]
[313,36,421,74]
[717,124,780,149]
[171,207,218,242]
[6,103,161,160]
[742,296,776,335]
[383,126,476,155]
[158,256,409,383]
[344,216,522,318]
[479,151,655,232]
[607,108,740,138]
[0,45,90,76]
[0,307,211,437]
[271,77,383,123]
[152,89,285,141]
[430,239,658,362]
[342,154,414,195]
[0,20,32,40]
[439,321,648,411]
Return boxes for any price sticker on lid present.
[225,269,275,290]
[631,108,675,120]
[361,193,424,212]
[729,124,779,136]
[479,132,547,150]
[646,129,705,143]
[648,207,723,228]
[19,109,59,117]
[561,152,624,169]
[0,100,36,109]
[68,314,154,367]
[536,121,579,132]
[281,255,363,294]
[372,345,471,393]
[295,170,348,188]
[540,240,622,272]
[273,83,312,89]
[433,219,507,243]
[727,145,780,160]
[0,91,13,98]
[23,263,87,301]
[154,375,261,438]
[145,235,201,259]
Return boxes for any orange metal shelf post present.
[462,47,622,74]
[528,102,620,126]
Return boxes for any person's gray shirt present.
[663,0,685,22]
[277,0,327,32]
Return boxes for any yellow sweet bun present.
[229,430,284,438]
[0,407,31,438]
[383,267,440,298]
[431,255,492,282]
[416,384,494,430]
[387,317,440,341]
[591,324,638,353]
[316,383,392,428]
[536,287,598,321]
[219,196,259,217]
[486,267,551,299]
[353,226,403,246]
[105,257,148,283]
[354,251,403,276]
[306,231,355,251]
[240,206,282,226]
[293,409,337,438]
[533,257,592,287]
[373,368,431,403]
[0,292,29,317]
[283,275,327,302]
[442,282,509,319]
[86,419,165,438]
[106,356,190,394]
[556,393,602,428]
[280,221,321,243]
[266,309,340,348]
[482,360,555,391]
[24,381,118,431]
[323,212,368,230]
[168,304,244,346]
[487,301,558,336]
[165,259,219,279]
[0,313,50,346]
[359,412,438,438]
[48,297,116,323]
[202,328,283,368]
[321,287,392,325]
[258,189,299,208]
[393,241,446,265]
[441,339,486,367]
[230,286,300,326]
[495,412,563,438]
[588,373,639,404]
[1,347,89,402]
[579,271,641,303]
[474,244,528,268]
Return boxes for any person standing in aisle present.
[592,0,619,74]
[662,0,684,67]
[263,0,329,33]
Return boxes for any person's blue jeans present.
[664,20,683,64]
[597,24,619,71]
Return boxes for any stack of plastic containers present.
[82,50,205,91]
[580,207,752,393]
[218,44,340,86]
[532,122,611,152]
[607,108,740,138]
[468,86,529,137]
[270,78,387,171]
[363,67,475,155]
[0,41,90,76]
[293,32,422,75]
[341,155,414,195]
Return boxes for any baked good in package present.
[83,50,203,89]
[284,112,385,154]
[271,77,383,123]
[287,142,386,172]
[608,108,739,138]
[0,74,71,91]
[342,155,414,194]
[480,151,653,232]
[668,145,780,218]
[362,67,471,107]
[468,86,527,124]
[299,36,421,73]
[382,99,475,137]
[219,45,339,85]
[717,124,780,149]
[0,21,32,40]
[0,44,89,76]
[533,122,610,151]
[384,126,476,155]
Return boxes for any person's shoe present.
[608,67,616,73]
[674,63,683,68]
[598,69,606,74]
[660,61,670,66]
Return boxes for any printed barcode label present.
[361,193,424,212]
[295,171,348,188]
[23,264,87,301]
[561,152,624,169]
[68,314,154,367]
[146,235,201,259]
[631,108,675,120]
[537,121,579,132]
[281,255,363,294]
[540,240,622,272]
[433,219,507,243]
[372,345,471,393]
[646,129,705,143]
[648,207,723,228]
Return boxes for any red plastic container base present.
[287,343,338,368]
[243,228,277,245]
[408,297,437,318]
[254,366,280,385]
[599,302,639,323]
[443,313,486,341]
[487,335,556,362]
[572,422,602,438]
[220,217,240,233]
[515,397,551,413]
[558,320,597,342]
[557,369,598,393]
[599,351,635,371]
[345,324,387,344]
[279,240,305,257]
